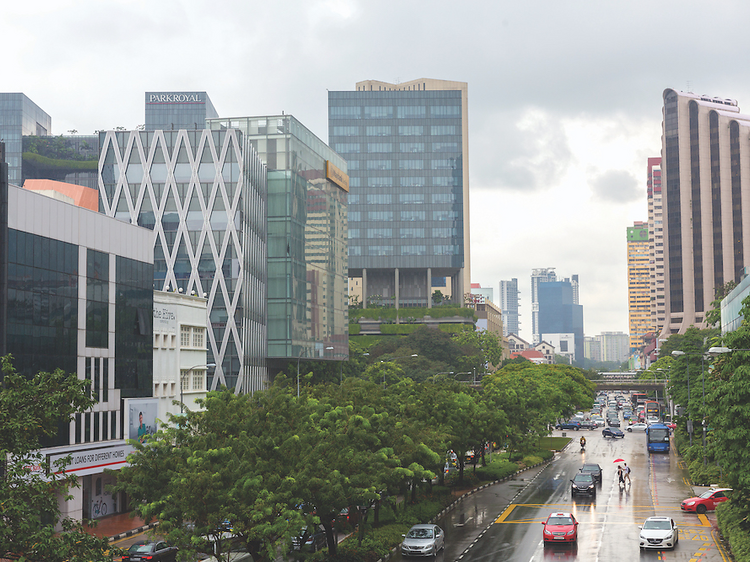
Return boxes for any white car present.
[627,422,648,432]
[592,416,605,427]
[646,417,660,425]
[639,516,678,550]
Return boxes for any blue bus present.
[646,423,671,453]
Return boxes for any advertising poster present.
[127,398,159,443]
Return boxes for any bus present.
[631,392,647,408]
[646,423,671,453]
[645,400,660,420]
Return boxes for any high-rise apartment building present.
[207,115,349,369]
[661,89,750,336]
[597,331,630,364]
[627,222,650,352]
[0,93,51,186]
[647,157,665,335]
[499,278,520,337]
[328,78,470,309]
[531,267,556,344]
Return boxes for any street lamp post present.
[181,363,216,414]
[296,348,306,399]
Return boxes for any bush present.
[687,458,725,487]
[349,324,361,335]
[717,501,750,562]
[521,454,544,467]
[475,459,518,481]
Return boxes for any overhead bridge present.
[592,373,668,392]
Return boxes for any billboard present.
[126,398,159,443]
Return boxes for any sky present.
[5,0,750,343]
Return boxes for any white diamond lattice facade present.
[98,129,267,392]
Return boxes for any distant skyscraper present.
[597,331,630,364]
[647,157,665,337]
[499,278,520,337]
[537,276,584,362]
[328,78,470,309]
[627,222,650,352]
[661,89,750,337]
[0,93,50,186]
[531,268,556,344]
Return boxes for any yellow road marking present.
[495,504,516,524]
[697,514,710,526]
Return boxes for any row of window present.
[347,176,460,188]
[349,245,461,256]
[332,125,459,136]
[349,227,459,239]
[180,325,206,348]
[349,193,457,204]
[334,143,460,155]
[330,105,460,119]
[349,210,461,221]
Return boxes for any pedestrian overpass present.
[591,372,668,392]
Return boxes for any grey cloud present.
[589,169,640,203]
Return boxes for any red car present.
[542,512,578,544]
[681,488,732,514]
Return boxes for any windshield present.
[643,520,671,530]
[129,544,153,553]
[700,490,718,499]
[407,528,434,539]
[573,474,593,483]
[647,428,669,442]
[582,465,598,472]
[547,516,573,525]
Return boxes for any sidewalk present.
[82,512,158,541]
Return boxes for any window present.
[366,194,392,204]
[333,143,361,154]
[181,326,191,347]
[400,228,425,238]
[367,143,392,153]
[330,106,361,119]
[397,106,426,118]
[401,245,427,255]
[180,370,190,392]
[332,126,359,136]
[192,327,204,348]
[367,211,393,221]
[365,106,393,119]
[367,177,393,187]
[400,177,425,187]
[399,194,424,204]
[433,142,459,152]
[367,160,392,170]
[401,210,425,221]
[432,227,458,237]
[192,371,204,390]
[430,105,461,118]
[431,125,458,135]
[366,126,391,136]
[432,193,455,204]
[400,143,424,153]
[434,176,459,187]
[399,125,423,136]
[432,159,457,170]
[434,210,460,221]
[348,228,360,239]
[399,160,423,170]
[368,245,393,256]
[434,245,460,255]
[367,228,392,238]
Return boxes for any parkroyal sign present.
[47,443,134,477]
[147,93,204,104]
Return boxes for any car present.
[579,463,602,482]
[121,541,178,562]
[401,524,445,557]
[556,420,582,430]
[639,516,678,550]
[622,410,632,420]
[541,512,578,544]
[666,422,677,431]
[570,472,596,496]
[607,418,621,427]
[591,416,605,427]
[627,422,648,432]
[579,420,597,430]
[602,427,625,438]
[291,524,327,552]
[681,488,733,514]
[646,416,660,425]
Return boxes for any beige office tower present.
[646,157,665,337]
[661,89,750,337]
[330,79,470,308]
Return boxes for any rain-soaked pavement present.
[393,424,731,562]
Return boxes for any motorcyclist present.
[579,436,586,449]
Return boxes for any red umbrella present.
[613,458,625,463]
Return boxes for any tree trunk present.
[322,520,337,555]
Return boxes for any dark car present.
[556,420,582,430]
[602,427,625,439]
[607,418,621,427]
[570,473,596,496]
[580,463,602,482]
[579,420,597,430]
[291,524,327,552]
[122,541,178,562]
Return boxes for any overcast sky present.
[5,0,750,343]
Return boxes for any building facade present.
[0,169,153,523]
[97,127,268,393]
[537,276,584,362]
[207,115,349,368]
[145,91,218,131]
[647,157,665,336]
[627,222,650,352]
[661,89,750,337]
[597,331,630,364]
[328,78,470,309]
[531,267,556,344]
[0,93,51,186]
[499,278,520,337]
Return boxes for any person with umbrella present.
[614,459,626,487]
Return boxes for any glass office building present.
[328,80,469,308]
[0,93,51,185]
[208,116,349,366]
[145,91,218,131]
[98,128,268,393]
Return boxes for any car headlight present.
[566,529,575,535]
[685,501,695,506]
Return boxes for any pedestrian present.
[624,462,631,483]
[617,465,625,487]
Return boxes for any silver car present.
[401,524,445,557]
[639,516,678,550]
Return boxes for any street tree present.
[0,356,115,562]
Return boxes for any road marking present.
[495,504,515,524]
[697,514,710,526]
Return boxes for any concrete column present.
[362,269,367,309]
[395,268,400,311]
[427,268,432,309]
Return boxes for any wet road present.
[393,424,730,562]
